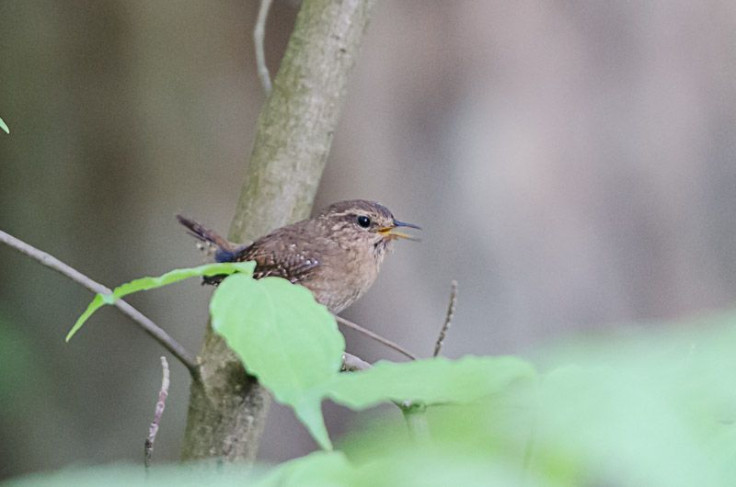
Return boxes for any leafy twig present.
[145,356,171,468]
[335,315,418,360]
[433,280,458,357]
[254,0,274,95]
[0,229,198,375]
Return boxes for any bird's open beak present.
[379,219,422,241]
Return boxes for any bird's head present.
[317,200,421,257]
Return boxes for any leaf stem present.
[400,401,430,442]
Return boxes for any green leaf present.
[0,116,8,134]
[322,355,536,409]
[254,451,352,487]
[210,274,345,450]
[210,277,533,450]
[66,262,255,341]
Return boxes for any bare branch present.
[335,315,418,361]
[254,0,274,94]
[433,280,458,357]
[342,352,371,371]
[0,229,199,375]
[145,356,171,468]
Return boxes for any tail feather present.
[176,215,234,253]
[177,215,240,286]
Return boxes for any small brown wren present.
[177,200,420,313]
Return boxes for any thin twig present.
[335,315,418,360]
[341,352,371,371]
[254,0,274,95]
[433,280,458,357]
[0,229,199,376]
[145,356,171,468]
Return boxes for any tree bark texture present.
[181,0,379,462]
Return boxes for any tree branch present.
[0,229,199,375]
[181,0,379,463]
[336,315,418,360]
[342,352,371,371]
[229,0,378,243]
[254,0,274,94]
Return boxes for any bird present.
[177,200,420,314]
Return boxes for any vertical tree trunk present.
[181,0,379,462]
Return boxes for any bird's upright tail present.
[176,215,240,263]
[177,215,244,286]
[176,214,231,248]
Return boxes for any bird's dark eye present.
[357,215,371,228]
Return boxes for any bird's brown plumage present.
[177,200,419,313]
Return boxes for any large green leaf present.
[0,116,8,134]
[322,355,535,409]
[66,262,255,341]
[211,275,534,448]
[210,274,345,450]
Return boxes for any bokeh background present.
[2,0,736,480]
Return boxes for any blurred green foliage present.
[322,355,535,409]
[9,268,736,486]
[0,313,40,413]
[211,274,535,449]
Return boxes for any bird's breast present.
[299,244,384,314]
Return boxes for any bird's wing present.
[202,222,325,285]
[240,242,321,284]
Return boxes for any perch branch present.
[335,315,418,360]
[342,352,371,371]
[145,356,171,468]
[254,0,274,94]
[182,0,380,462]
[0,229,198,375]
[433,280,458,357]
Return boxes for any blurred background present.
[2,0,736,480]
